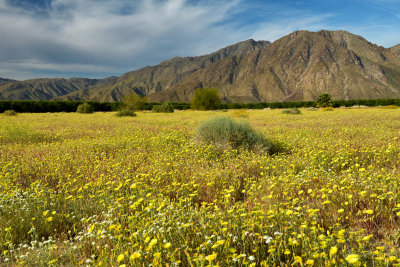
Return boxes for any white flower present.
[249,256,255,261]
[263,235,273,243]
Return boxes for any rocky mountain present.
[58,39,270,101]
[1,30,400,103]
[149,30,400,102]
[0,77,117,100]
[391,44,400,56]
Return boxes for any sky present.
[0,0,399,80]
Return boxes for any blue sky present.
[0,0,399,80]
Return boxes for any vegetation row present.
[2,97,400,113]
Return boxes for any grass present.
[1,108,400,266]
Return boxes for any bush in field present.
[116,109,136,117]
[191,88,221,110]
[282,108,302,115]
[383,105,398,109]
[152,103,174,113]
[123,92,147,111]
[316,93,333,108]
[195,116,282,154]
[322,107,335,112]
[76,103,94,114]
[3,109,17,116]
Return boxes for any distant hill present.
[0,77,117,100]
[0,78,16,84]
[1,30,400,102]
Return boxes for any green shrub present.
[282,108,302,115]
[116,109,137,117]
[152,103,174,113]
[3,109,17,116]
[195,117,282,154]
[191,88,221,110]
[76,103,94,114]
[316,93,333,108]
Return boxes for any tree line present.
[1,91,400,113]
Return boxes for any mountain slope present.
[0,77,117,100]
[149,30,400,102]
[59,39,270,101]
[391,44,400,56]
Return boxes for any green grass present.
[1,108,400,266]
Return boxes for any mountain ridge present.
[1,30,399,102]
[149,30,400,102]
[57,39,271,101]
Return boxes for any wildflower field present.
[1,108,400,266]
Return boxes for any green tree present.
[76,103,94,114]
[316,93,333,108]
[191,88,221,110]
[123,92,147,111]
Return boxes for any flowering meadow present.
[1,108,400,266]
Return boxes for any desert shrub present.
[282,108,302,115]
[3,109,17,116]
[191,88,221,110]
[316,93,333,107]
[382,105,398,109]
[152,103,174,113]
[76,103,94,114]
[195,117,282,154]
[322,107,335,112]
[116,109,136,117]
[231,109,249,118]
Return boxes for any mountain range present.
[1,30,399,103]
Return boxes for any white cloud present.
[0,0,246,79]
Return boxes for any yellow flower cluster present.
[0,108,400,265]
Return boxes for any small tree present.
[123,92,147,111]
[76,103,94,114]
[191,88,221,110]
[316,93,333,108]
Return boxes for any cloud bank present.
[0,0,398,80]
[0,0,248,79]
